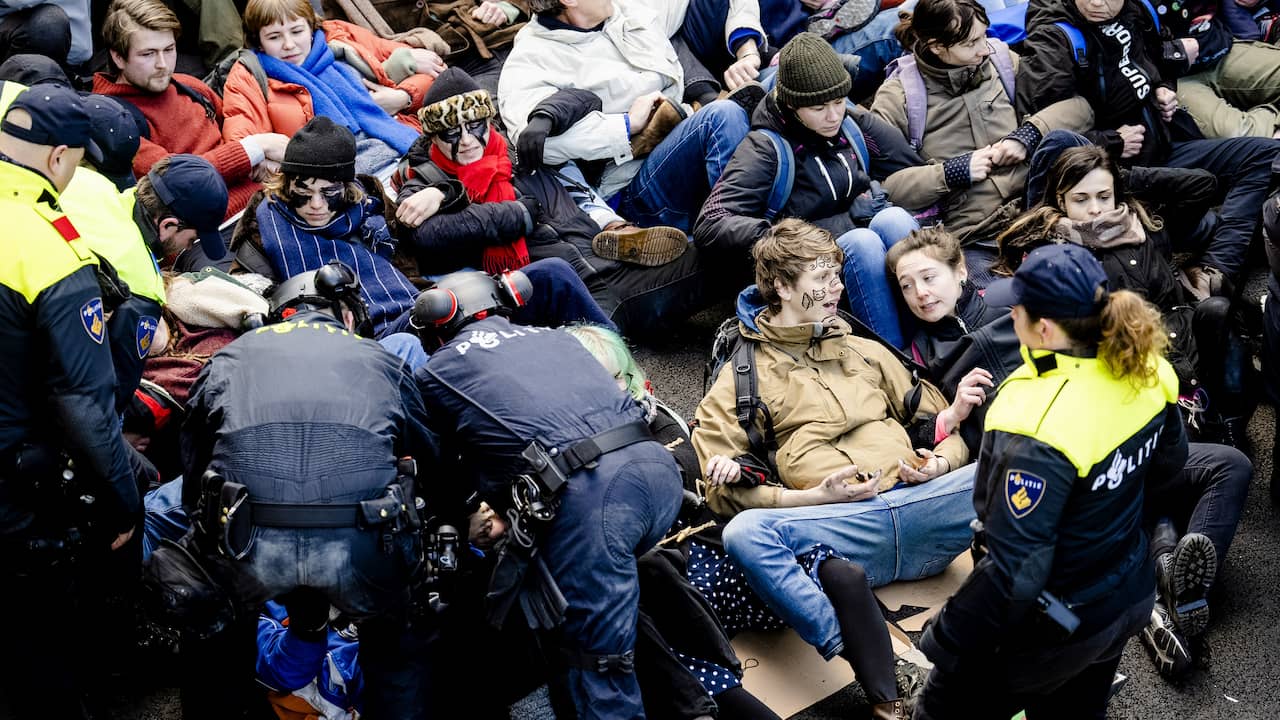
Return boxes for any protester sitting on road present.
[696,32,921,346]
[869,0,1094,285]
[1019,0,1280,300]
[395,67,709,337]
[223,0,447,176]
[498,0,765,236]
[691,219,977,719]
[231,116,615,345]
[94,0,289,219]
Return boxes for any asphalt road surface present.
[82,302,1280,720]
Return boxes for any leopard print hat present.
[417,67,496,135]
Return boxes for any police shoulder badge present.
[1005,469,1046,519]
[80,298,105,344]
[136,316,159,358]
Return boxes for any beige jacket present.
[693,313,969,517]
[870,50,1093,244]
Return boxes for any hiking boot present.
[1177,265,1233,303]
[1140,602,1193,679]
[592,223,689,267]
[630,98,687,158]
[871,699,907,720]
[808,0,881,39]
[894,658,927,716]
[1157,532,1217,637]
[723,80,766,117]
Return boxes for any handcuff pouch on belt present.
[198,465,423,561]
[970,518,1081,638]
[487,421,654,632]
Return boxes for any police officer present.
[915,244,1188,718]
[412,271,684,720]
[0,83,140,718]
[179,262,436,719]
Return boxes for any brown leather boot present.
[592,222,689,266]
[630,97,687,158]
[871,698,907,720]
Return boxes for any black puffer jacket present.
[693,93,921,254]
[1021,0,1201,164]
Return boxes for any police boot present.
[871,699,907,719]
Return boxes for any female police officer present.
[914,244,1188,718]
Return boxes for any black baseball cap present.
[82,95,140,190]
[1,82,93,150]
[146,154,229,261]
[984,244,1109,319]
[0,54,69,88]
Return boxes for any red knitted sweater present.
[93,72,259,218]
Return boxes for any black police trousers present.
[914,598,1152,720]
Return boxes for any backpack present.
[1053,0,1161,66]
[703,310,927,482]
[755,100,871,222]
[885,39,1017,152]
[113,75,224,142]
[203,49,270,101]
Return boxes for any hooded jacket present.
[870,47,1093,246]
[694,93,922,254]
[693,287,969,517]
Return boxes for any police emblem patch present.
[1005,469,1046,519]
[136,316,159,358]
[80,298,105,344]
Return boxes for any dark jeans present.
[541,441,683,720]
[0,4,71,65]
[677,0,756,77]
[1146,442,1252,568]
[379,257,617,339]
[915,598,1152,720]
[603,248,712,339]
[1165,136,1280,278]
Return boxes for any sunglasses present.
[438,119,489,145]
[287,182,348,211]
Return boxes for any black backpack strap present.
[173,79,217,121]
[732,339,779,477]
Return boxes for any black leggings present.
[818,557,897,704]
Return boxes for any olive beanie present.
[775,32,851,108]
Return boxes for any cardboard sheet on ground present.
[729,554,970,717]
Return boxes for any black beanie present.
[280,116,356,182]
[776,32,851,108]
[417,67,495,135]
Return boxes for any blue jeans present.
[721,464,976,660]
[378,332,430,371]
[541,442,684,719]
[618,100,750,232]
[830,6,909,100]
[379,257,617,337]
[835,206,918,348]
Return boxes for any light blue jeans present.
[721,464,977,660]
[836,205,918,348]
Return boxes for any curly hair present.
[1030,289,1169,389]
[753,219,844,309]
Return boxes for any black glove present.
[280,589,331,642]
[518,195,542,223]
[917,607,960,674]
[517,116,553,173]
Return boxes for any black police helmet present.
[261,261,373,335]
[409,269,532,345]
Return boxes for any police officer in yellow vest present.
[915,245,1188,719]
[0,83,140,718]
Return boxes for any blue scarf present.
[257,195,418,338]
[256,30,419,155]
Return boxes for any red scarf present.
[430,129,530,274]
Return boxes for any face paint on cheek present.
[811,288,827,302]
[801,293,815,310]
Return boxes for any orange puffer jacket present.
[222,19,433,142]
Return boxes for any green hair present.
[564,324,647,400]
